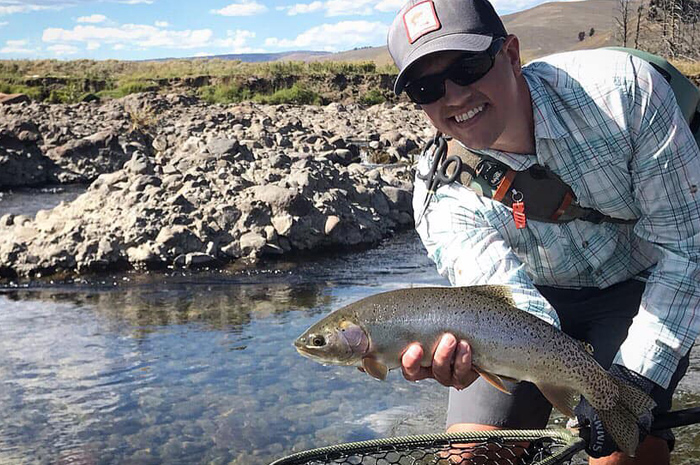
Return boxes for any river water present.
[0,197,698,464]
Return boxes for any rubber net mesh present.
[270,430,585,465]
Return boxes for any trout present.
[294,285,655,456]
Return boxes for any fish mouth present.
[293,338,354,364]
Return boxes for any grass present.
[672,60,700,76]
[0,52,695,105]
[0,58,395,104]
[358,89,387,106]
[0,58,391,81]
[251,83,321,105]
[197,83,253,104]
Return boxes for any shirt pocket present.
[560,220,622,273]
[557,128,638,221]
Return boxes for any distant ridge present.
[153,50,332,63]
[155,0,620,65]
[306,0,620,64]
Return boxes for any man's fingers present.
[402,344,428,381]
[452,340,478,390]
[432,334,457,386]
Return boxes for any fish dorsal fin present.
[362,357,388,381]
[537,383,580,418]
[465,285,516,307]
[473,365,512,395]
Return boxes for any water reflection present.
[2,282,334,334]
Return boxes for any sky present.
[0,0,561,60]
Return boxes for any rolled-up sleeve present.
[615,59,700,388]
[413,163,560,328]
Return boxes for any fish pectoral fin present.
[362,357,388,381]
[472,366,512,395]
[537,384,579,418]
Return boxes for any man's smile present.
[453,104,486,123]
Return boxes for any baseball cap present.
[387,0,507,94]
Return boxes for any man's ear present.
[503,34,523,77]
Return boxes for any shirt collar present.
[523,67,570,140]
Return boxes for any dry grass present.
[671,60,700,76]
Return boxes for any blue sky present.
[0,0,557,60]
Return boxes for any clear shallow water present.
[0,229,699,464]
[0,184,87,218]
[0,231,453,465]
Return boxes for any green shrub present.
[198,83,252,103]
[116,81,159,96]
[0,81,45,100]
[359,89,386,106]
[252,83,320,105]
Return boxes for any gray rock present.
[0,95,431,278]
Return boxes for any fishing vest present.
[423,47,700,227]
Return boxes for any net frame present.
[269,429,586,465]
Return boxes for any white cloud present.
[0,39,37,54]
[0,1,155,17]
[266,20,388,51]
[280,0,404,16]
[43,24,215,49]
[374,0,405,13]
[324,0,373,16]
[0,21,8,26]
[286,1,323,15]
[77,14,107,23]
[154,20,169,27]
[211,0,267,16]
[47,43,79,55]
[213,29,255,49]
[42,22,258,53]
[0,4,53,15]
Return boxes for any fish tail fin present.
[598,379,656,457]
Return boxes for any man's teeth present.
[454,105,485,123]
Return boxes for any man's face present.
[411,37,521,150]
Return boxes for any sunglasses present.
[404,37,506,105]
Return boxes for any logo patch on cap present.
[403,0,441,44]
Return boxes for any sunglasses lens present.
[448,54,493,87]
[405,77,444,104]
[403,38,503,104]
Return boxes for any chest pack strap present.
[442,136,636,225]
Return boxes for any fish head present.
[294,317,370,366]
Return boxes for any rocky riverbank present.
[0,93,431,280]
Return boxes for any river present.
[0,196,698,465]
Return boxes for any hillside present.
[305,0,622,65]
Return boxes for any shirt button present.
[582,241,589,248]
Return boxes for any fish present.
[294,285,656,457]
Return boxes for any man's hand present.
[400,333,479,390]
[574,364,655,458]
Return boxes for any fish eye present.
[310,335,326,347]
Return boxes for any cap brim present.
[393,33,493,95]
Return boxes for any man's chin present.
[446,133,491,150]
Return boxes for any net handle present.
[652,406,700,431]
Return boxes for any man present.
[386,0,700,463]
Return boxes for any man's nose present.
[442,78,470,104]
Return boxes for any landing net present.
[269,429,585,465]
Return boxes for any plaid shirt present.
[413,49,700,389]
